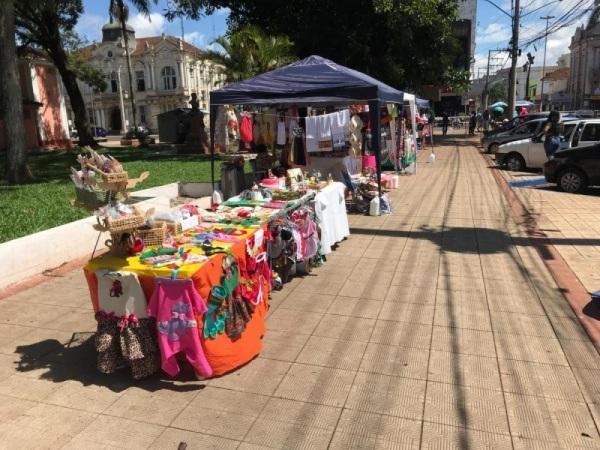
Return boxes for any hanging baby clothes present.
[276,117,286,146]
[253,115,262,145]
[239,113,253,149]
[265,121,274,148]
[147,278,213,378]
[96,270,148,319]
[294,131,307,165]
[95,270,159,380]
[213,106,229,153]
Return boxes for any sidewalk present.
[0,133,600,449]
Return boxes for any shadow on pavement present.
[14,332,205,393]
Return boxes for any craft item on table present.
[96,270,148,319]
[287,168,304,191]
[94,311,160,379]
[220,256,253,340]
[331,109,350,150]
[276,117,286,145]
[260,169,280,190]
[263,200,289,209]
[148,278,213,378]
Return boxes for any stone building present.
[568,2,600,109]
[76,21,225,133]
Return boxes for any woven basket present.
[87,165,129,192]
[75,186,116,210]
[137,222,167,247]
[155,220,182,235]
[102,211,145,234]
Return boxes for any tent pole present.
[209,103,217,191]
[369,100,382,199]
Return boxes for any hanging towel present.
[317,113,333,152]
[331,109,350,150]
[305,116,319,153]
[239,113,253,146]
[213,106,229,152]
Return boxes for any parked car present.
[482,118,547,153]
[544,144,600,193]
[495,119,600,171]
[92,127,107,137]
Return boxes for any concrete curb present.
[484,154,600,353]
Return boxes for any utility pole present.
[507,0,520,118]
[540,15,555,112]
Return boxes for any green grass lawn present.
[0,147,245,243]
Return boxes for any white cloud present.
[184,31,205,47]
[215,7,230,16]
[75,14,106,43]
[477,22,512,45]
[129,12,166,37]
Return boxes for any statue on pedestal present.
[185,93,209,153]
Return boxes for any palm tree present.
[206,25,295,83]
[108,0,157,131]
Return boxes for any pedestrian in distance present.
[543,109,562,158]
[468,111,477,135]
[482,109,490,132]
[442,112,449,136]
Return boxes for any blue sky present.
[76,0,592,77]
[474,0,594,78]
[76,0,229,49]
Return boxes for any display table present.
[84,226,268,377]
[314,182,350,254]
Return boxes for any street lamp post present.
[116,67,127,133]
[540,15,556,112]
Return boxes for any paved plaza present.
[1,134,600,449]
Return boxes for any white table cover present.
[314,182,350,254]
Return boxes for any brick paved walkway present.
[1,134,600,449]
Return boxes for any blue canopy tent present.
[209,55,405,198]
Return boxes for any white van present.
[495,119,600,171]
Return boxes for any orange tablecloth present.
[84,227,268,377]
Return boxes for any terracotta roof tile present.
[541,67,570,82]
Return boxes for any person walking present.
[468,111,477,135]
[442,112,449,136]
[543,109,562,158]
[482,109,490,132]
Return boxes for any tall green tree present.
[0,0,29,184]
[172,0,462,91]
[206,25,295,82]
[15,0,100,146]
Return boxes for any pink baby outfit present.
[147,278,213,378]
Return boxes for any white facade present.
[78,22,225,133]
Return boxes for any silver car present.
[495,119,600,171]
[481,119,547,153]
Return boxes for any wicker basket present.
[75,186,116,210]
[101,210,145,234]
[155,220,182,235]
[87,165,129,192]
[137,222,167,247]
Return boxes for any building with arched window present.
[74,21,225,133]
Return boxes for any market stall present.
[209,55,405,199]
[74,148,345,379]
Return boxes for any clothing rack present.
[268,191,316,222]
